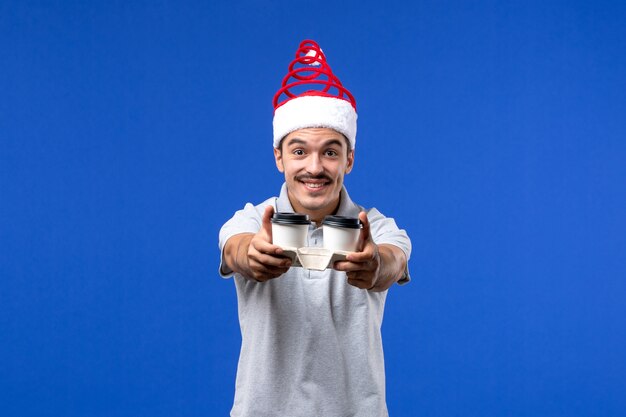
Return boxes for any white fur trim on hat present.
[273,95,357,149]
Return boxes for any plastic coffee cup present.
[271,212,311,249]
[322,215,363,252]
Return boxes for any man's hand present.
[223,206,292,282]
[333,211,381,290]
[333,211,407,291]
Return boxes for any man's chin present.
[296,195,331,211]
[288,186,339,214]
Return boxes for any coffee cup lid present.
[322,215,363,229]
[271,212,311,225]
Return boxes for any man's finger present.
[261,205,275,241]
[333,259,373,272]
[345,243,375,263]
[347,278,372,290]
[247,261,289,281]
[250,261,290,277]
[252,238,285,256]
[250,251,292,268]
[333,260,354,271]
[357,211,371,250]
[346,271,359,281]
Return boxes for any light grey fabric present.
[218,184,411,417]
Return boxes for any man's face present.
[274,128,354,221]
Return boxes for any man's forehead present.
[282,128,348,148]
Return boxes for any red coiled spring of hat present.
[273,40,357,111]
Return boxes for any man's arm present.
[369,243,407,291]
[222,206,292,282]
[333,211,408,291]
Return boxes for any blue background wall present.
[2,1,625,416]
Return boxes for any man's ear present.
[345,149,355,174]
[274,147,285,173]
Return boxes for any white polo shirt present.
[219,184,411,417]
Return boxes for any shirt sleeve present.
[218,202,268,278]
[367,207,412,285]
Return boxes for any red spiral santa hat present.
[273,40,357,149]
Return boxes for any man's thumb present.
[358,211,371,248]
[261,205,275,241]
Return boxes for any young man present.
[218,40,411,417]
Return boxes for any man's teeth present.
[304,182,325,188]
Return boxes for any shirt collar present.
[276,182,361,218]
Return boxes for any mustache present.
[296,174,332,183]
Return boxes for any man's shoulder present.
[231,196,278,220]
[218,196,278,248]
[247,195,279,210]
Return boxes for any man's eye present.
[293,149,305,156]
[325,150,338,157]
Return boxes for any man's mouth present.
[298,177,331,191]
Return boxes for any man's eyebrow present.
[323,139,344,148]
[285,138,307,147]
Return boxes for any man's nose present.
[305,154,324,175]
